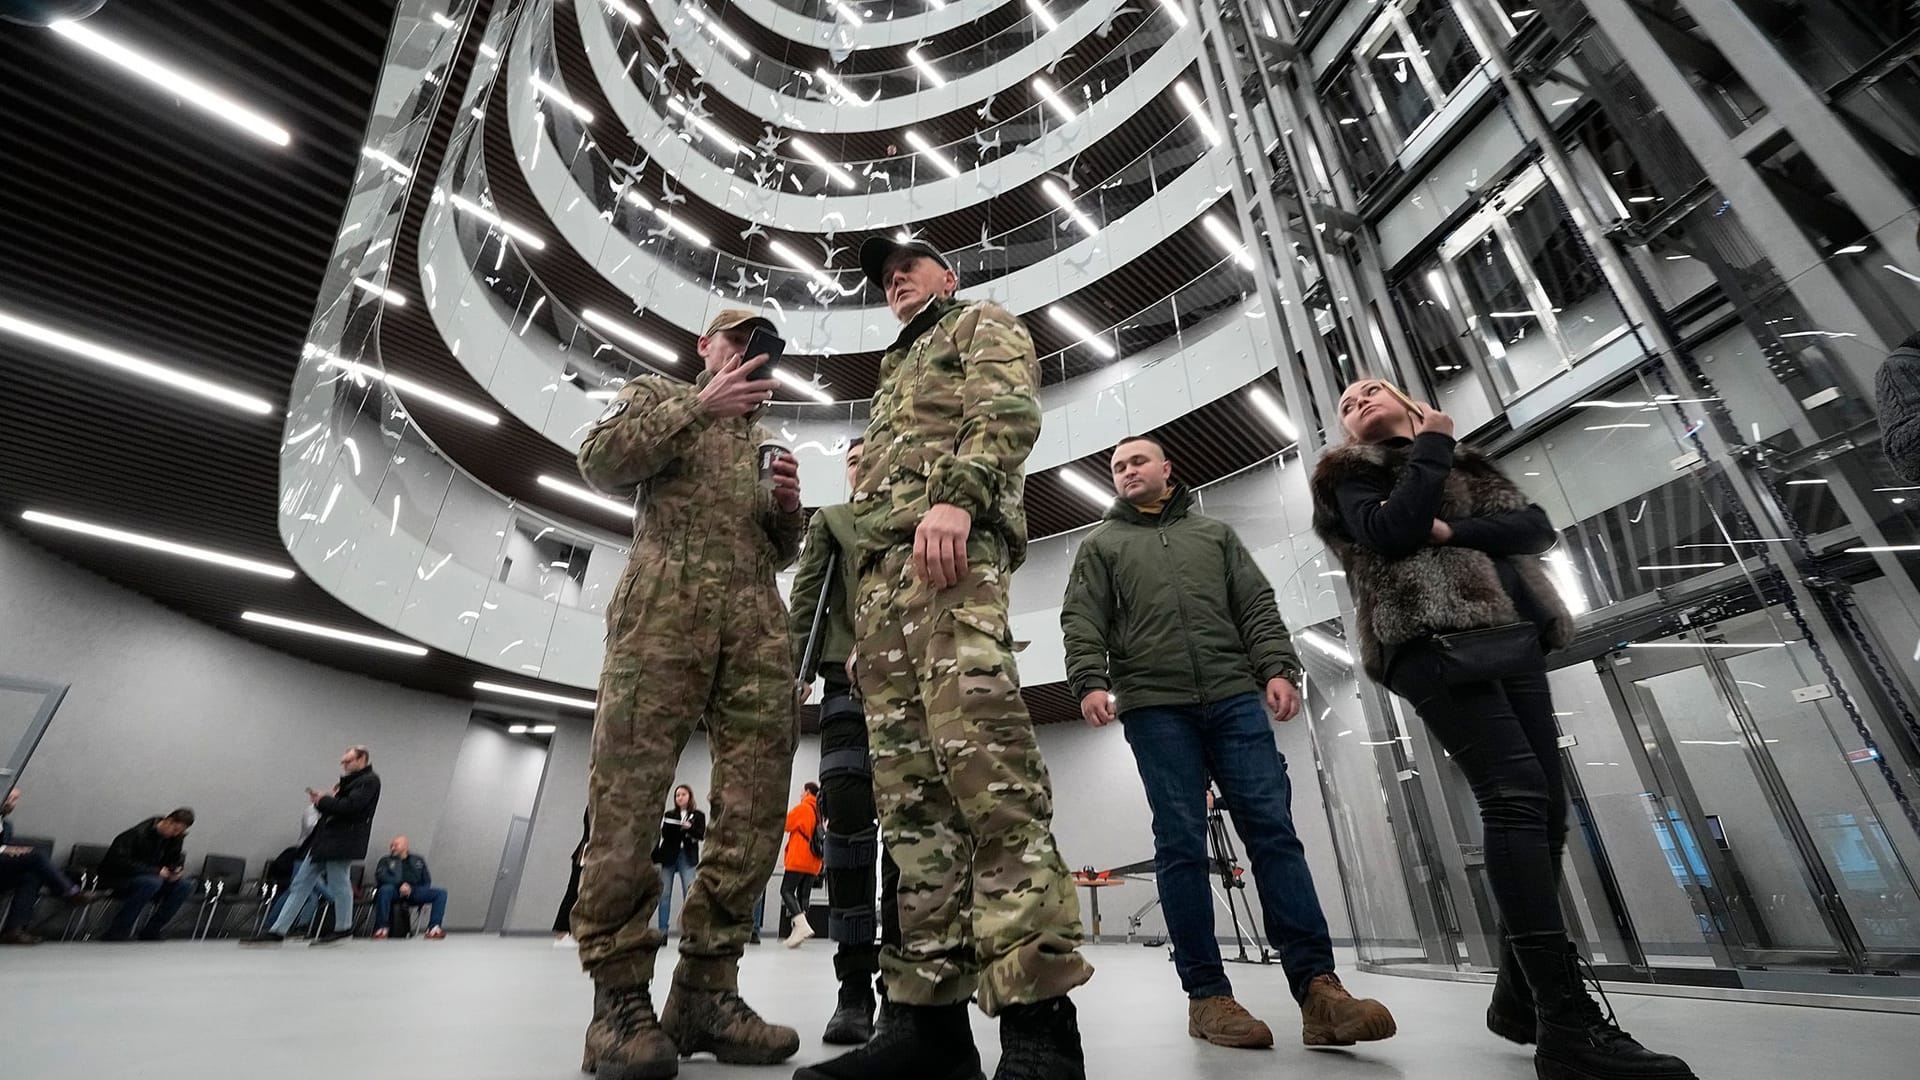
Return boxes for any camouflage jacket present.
[852,295,1042,571]
[576,370,804,574]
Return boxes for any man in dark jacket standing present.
[99,807,196,941]
[372,835,447,939]
[245,745,380,946]
[1061,435,1395,1050]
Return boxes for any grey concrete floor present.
[2,938,1915,1079]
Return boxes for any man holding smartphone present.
[572,308,807,1076]
[798,240,1092,1080]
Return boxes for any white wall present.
[0,527,474,877]
[430,722,549,929]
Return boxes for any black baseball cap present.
[860,236,951,291]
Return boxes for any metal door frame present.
[1597,625,1863,969]
[0,676,68,792]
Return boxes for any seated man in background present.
[1,788,90,945]
[99,807,197,942]
[373,835,448,940]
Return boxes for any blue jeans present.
[106,873,197,940]
[374,883,448,931]
[656,853,695,931]
[1122,691,1336,1002]
[1,849,75,931]
[269,857,353,935]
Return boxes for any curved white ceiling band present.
[565,2,1199,234]
[724,0,1012,50]
[615,0,1126,134]
[512,56,1234,355]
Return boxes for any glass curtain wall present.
[1204,0,1920,987]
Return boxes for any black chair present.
[61,842,114,941]
[192,855,246,939]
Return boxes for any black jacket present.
[375,853,432,888]
[100,817,186,884]
[1061,485,1302,710]
[651,808,706,866]
[308,766,381,862]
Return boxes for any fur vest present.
[1309,441,1574,682]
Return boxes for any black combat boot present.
[993,997,1085,1080]
[1512,935,1697,1080]
[794,1001,983,1080]
[1487,929,1536,1045]
[822,975,876,1045]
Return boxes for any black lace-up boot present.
[992,997,1085,1080]
[1513,935,1697,1079]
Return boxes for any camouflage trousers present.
[854,537,1093,1015]
[574,563,796,991]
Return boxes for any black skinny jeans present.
[1387,643,1569,937]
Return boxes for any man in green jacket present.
[1061,434,1395,1051]
[788,437,902,1046]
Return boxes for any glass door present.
[0,675,68,796]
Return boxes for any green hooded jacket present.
[787,503,859,670]
[1060,485,1302,711]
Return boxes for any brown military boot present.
[1188,995,1275,1049]
[1301,973,1396,1046]
[660,981,800,1065]
[584,983,679,1079]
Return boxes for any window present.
[1628,0,1766,135]
[1434,165,1628,402]
[1389,253,1499,432]
[1321,75,1391,191]
[1336,0,1489,178]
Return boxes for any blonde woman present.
[1310,380,1695,1080]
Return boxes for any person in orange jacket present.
[781,782,823,946]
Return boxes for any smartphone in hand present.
[744,327,787,384]
[1381,382,1425,420]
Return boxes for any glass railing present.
[757,0,991,24]
[577,0,1185,193]
[622,0,1100,103]
[523,0,1210,306]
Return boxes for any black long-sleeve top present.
[1334,433,1560,636]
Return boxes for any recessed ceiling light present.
[1157,0,1190,28]
[1047,307,1115,358]
[21,510,297,579]
[50,20,291,146]
[770,368,835,403]
[352,278,407,306]
[789,138,858,190]
[475,680,598,710]
[1041,179,1098,235]
[242,612,429,656]
[1025,0,1060,31]
[769,240,855,295]
[530,724,557,734]
[582,308,679,362]
[904,130,961,177]
[1248,386,1298,442]
[1058,467,1114,507]
[0,308,275,415]
[361,146,413,179]
[1636,562,1726,571]
[1201,214,1255,269]
[604,0,644,24]
[1173,82,1218,145]
[477,42,499,59]
[813,68,869,107]
[1031,76,1077,121]
[528,74,593,123]
[538,475,637,518]
[309,347,500,426]
[430,11,457,29]
[665,97,747,157]
[448,193,547,249]
[906,47,946,87]
[508,724,530,734]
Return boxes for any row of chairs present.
[6,842,428,941]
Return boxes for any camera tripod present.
[1208,805,1273,965]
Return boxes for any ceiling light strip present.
[771,368,835,403]
[813,68,869,107]
[1025,0,1060,31]
[1157,0,1190,28]
[665,97,747,157]
[1041,179,1099,235]
[1031,76,1077,121]
[789,137,859,190]
[476,680,598,710]
[361,146,413,179]
[1172,81,1218,146]
[0,309,274,415]
[685,6,750,59]
[769,239,854,295]
[21,510,296,579]
[50,20,292,146]
[582,308,679,363]
[1059,468,1114,507]
[1047,307,1115,358]
[906,47,946,87]
[311,349,501,425]
[528,74,593,123]
[1201,214,1255,269]
[449,193,547,249]
[242,611,429,656]
[538,474,638,518]
[1248,386,1298,442]
[903,130,960,177]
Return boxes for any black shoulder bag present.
[1429,623,1544,684]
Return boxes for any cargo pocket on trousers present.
[945,605,1021,694]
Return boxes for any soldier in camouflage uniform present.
[575,309,805,1079]
[795,240,1092,1080]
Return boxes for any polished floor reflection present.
[3,940,1915,1078]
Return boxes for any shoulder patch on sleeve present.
[596,398,629,425]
